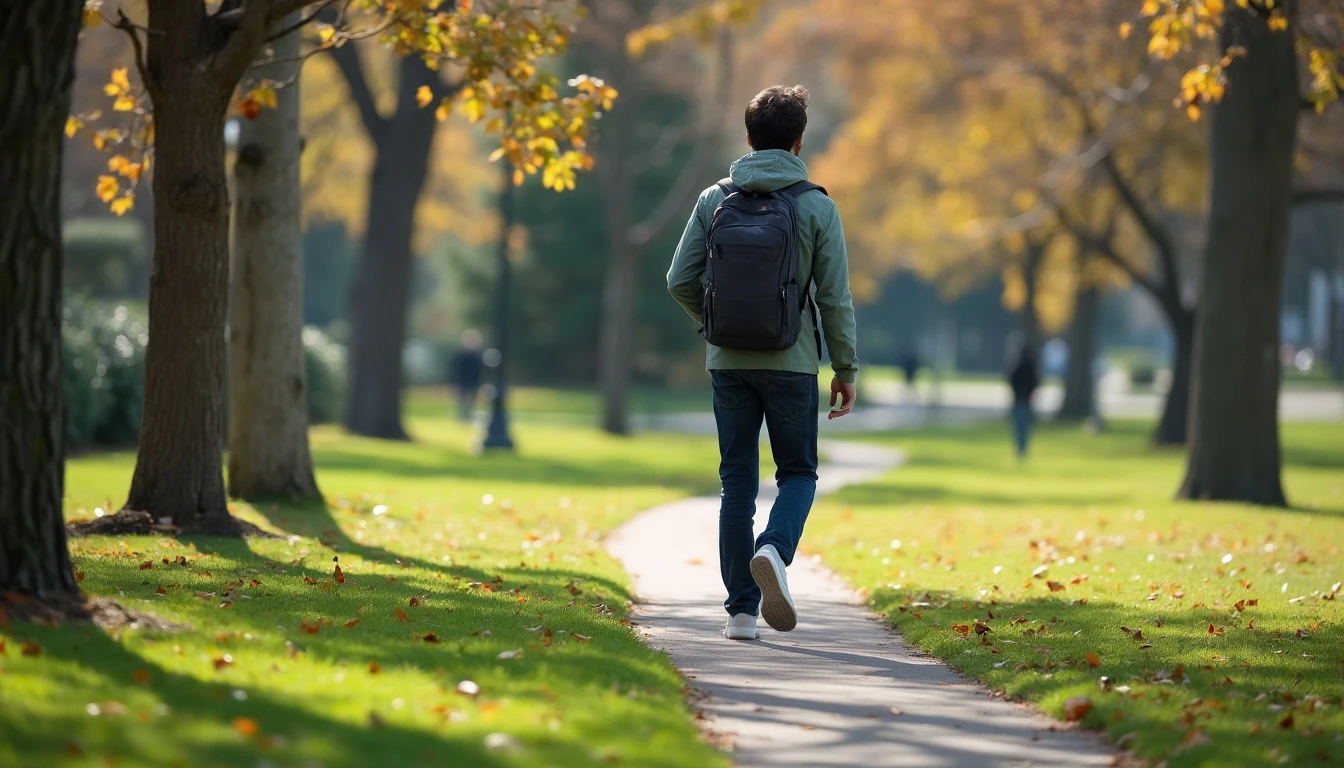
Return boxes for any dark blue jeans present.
[712,370,819,617]
[1012,400,1033,457]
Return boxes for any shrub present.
[62,302,349,449]
[63,217,148,298]
[62,300,148,449]
[303,326,347,424]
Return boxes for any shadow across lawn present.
[0,626,509,768]
[310,448,718,498]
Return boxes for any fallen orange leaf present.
[344,618,361,629]
[369,662,380,674]
[20,642,43,657]
[395,608,409,624]
[232,717,259,737]
[132,669,152,684]
[334,564,345,584]
[1085,652,1101,669]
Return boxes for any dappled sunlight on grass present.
[811,421,1344,767]
[2,421,726,768]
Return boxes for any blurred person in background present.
[1007,342,1040,459]
[450,329,486,422]
[898,343,920,404]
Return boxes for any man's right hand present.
[828,377,856,419]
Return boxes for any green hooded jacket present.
[666,149,859,383]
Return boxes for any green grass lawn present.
[809,422,1344,767]
[0,415,728,768]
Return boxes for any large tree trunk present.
[125,2,249,535]
[1154,303,1195,446]
[1179,6,1298,505]
[344,58,439,440]
[0,0,83,600]
[228,16,320,500]
[1057,281,1099,421]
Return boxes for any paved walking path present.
[607,440,1116,767]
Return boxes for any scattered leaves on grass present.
[1046,580,1065,592]
[1086,652,1101,669]
[299,620,322,635]
[132,669,151,684]
[394,608,409,624]
[974,619,992,635]
[232,717,259,737]
[368,662,380,674]
[343,618,361,629]
[457,680,481,697]
[1279,713,1295,729]
[419,632,441,644]
[953,623,971,637]
[334,564,345,584]
[139,561,153,570]
[74,569,85,583]
[20,642,43,657]
[572,633,592,643]
[302,575,317,585]
[497,649,523,660]
[1062,696,1093,721]
[212,654,234,670]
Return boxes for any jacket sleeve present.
[666,190,712,324]
[813,205,859,384]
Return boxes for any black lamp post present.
[481,167,517,451]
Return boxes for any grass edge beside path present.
[809,422,1344,768]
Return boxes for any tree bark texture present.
[1057,281,1099,422]
[126,0,273,534]
[228,15,320,500]
[344,57,440,440]
[1154,304,1195,446]
[0,0,83,599]
[1179,6,1298,505]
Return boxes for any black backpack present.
[703,178,827,353]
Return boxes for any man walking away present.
[666,85,859,641]
[1007,344,1040,459]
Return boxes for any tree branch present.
[213,1,277,81]
[328,42,388,142]
[113,10,154,91]
[266,0,339,41]
[627,29,733,248]
[1293,187,1344,206]
[1053,202,1164,300]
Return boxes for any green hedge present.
[63,301,347,449]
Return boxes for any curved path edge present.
[607,439,1119,767]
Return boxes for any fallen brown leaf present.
[1086,652,1102,669]
[369,662,380,674]
[1063,696,1093,722]
[132,669,152,684]
[343,619,361,629]
[394,608,409,624]
[334,564,345,584]
[20,642,43,657]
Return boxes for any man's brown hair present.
[744,85,809,152]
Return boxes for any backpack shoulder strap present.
[778,180,828,198]
[716,177,739,195]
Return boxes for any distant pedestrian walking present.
[898,345,919,403]
[1007,345,1039,458]
[450,329,486,422]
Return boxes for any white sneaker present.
[723,613,759,640]
[750,544,797,631]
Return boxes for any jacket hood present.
[728,149,808,192]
